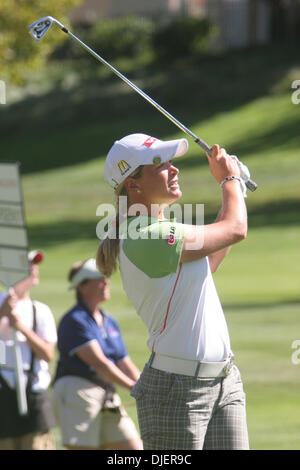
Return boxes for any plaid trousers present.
[130,362,249,450]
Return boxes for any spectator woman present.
[52,258,142,450]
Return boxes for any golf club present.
[29,16,258,192]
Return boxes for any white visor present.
[69,258,104,289]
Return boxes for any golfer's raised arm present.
[180,144,247,263]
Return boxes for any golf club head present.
[29,16,54,40]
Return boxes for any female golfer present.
[52,258,142,450]
[97,133,249,450]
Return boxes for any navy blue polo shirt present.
[56,302,128,384]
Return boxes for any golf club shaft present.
[58,21,257,191]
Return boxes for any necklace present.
[100,325,107,339]
[93,311,107,339]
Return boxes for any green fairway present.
[1,43,299,449]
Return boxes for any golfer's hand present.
[206,144,240,183]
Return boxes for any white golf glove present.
[230,155,250,198]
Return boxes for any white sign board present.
[0,162,30,288]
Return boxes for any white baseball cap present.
[69,258,104,289]
[104,133,189,189]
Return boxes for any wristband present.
[219,175,241,187]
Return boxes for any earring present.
[137,189,141,193]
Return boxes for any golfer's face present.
[138,160,181,205]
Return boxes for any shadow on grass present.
[27,198,300,249]
[189,198,300,226]
[228,115,300,158]
[1,44,299,174]
[223,298,300,312]
[247,199,300,228]
[176,113,300,172]
[28,218,97,248]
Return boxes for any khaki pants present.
[0,431,56,450]
[53,376,140,448]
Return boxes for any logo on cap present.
[152,156,161,164]
[117,160,131,176]
[143,137,156,148]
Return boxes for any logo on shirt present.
[166,226,176,245]
[117,160,131,176]
[108,327,119,338]
[143,137,156,148]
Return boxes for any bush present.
[52,15,216,69]
[152,16,217,62]
[74,16,154,62]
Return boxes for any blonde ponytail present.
[97,235,120,278]
[97,166,144,278]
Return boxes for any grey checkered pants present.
[130,362,249,450]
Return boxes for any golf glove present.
[230,155,250,198]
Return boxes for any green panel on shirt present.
[122,217,184,278]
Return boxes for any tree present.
[0,0,81,84]
[271,0,300,42]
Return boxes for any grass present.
[1,42,300,450]
[228,303,300,450]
